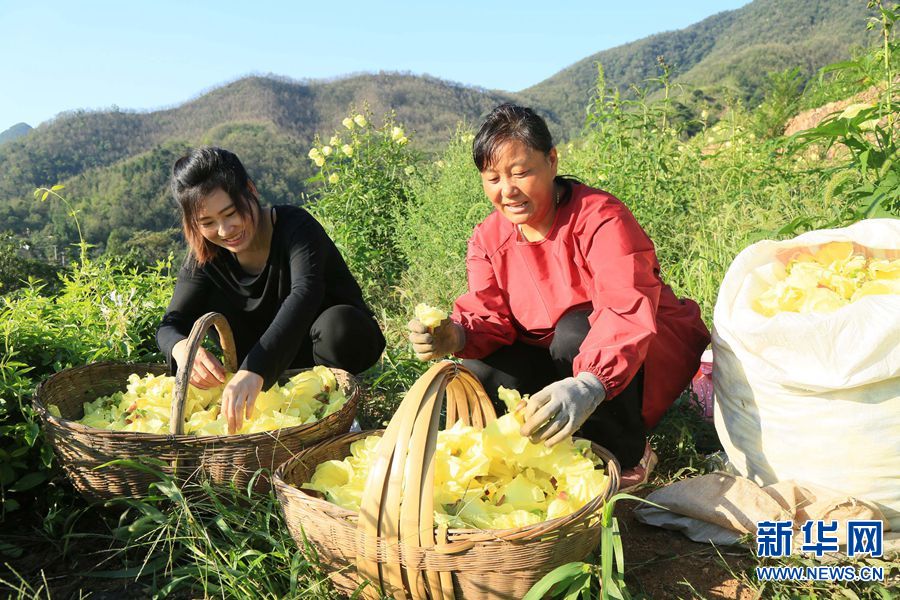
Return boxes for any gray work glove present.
[520,372,607,446]
[407,317,466,361]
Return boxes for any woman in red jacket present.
[408,104,710,488]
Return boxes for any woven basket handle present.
[170,312,238,435]
[356,361,496,600]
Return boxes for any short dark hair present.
[171,147,259,265]
[472,103,554,171]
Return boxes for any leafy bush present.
[751,67,805,138]
[0,233,60,295]
[789,1,900,221]
[305,109,420,312]
[0,255,174,523]
[396,128,490,311]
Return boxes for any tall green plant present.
[752,67,805,139]
[396,128,489,311]
[789,1,900,222]
[1,190,174,526]
[522,493,662,600]
[305,109,420,312]
[33,185,93,264]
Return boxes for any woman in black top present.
[157,147,385,433]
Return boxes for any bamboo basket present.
[33,312,358,502]
[275,361,620,599]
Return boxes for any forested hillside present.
[521,0,873,135]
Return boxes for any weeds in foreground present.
[1,460,336,600]
[0,566,52,600]
[650,389,721,484]
[523,493,666,600]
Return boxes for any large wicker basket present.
[33,312,359,502]
[274,361,620,599]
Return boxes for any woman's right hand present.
[407,318,466,361]
[172,339,227,389]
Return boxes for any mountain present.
[0,123,32,146]
[520,0,873,136]
[0,74,533,248]
[0,74,529,201]
[0,0,881,253]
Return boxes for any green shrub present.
[789,1,900,221]
[751,67,805,138]
[305,109,420,313]
[397,128,490,311]
[0,233,61,296]
[0,256,174,523]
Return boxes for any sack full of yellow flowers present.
[712,219,900,530]
[34,312,358,501]
[273,361,620,599]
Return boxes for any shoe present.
[619,442,658,493]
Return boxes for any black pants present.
[291,304,385,375]
[462,309,646,469]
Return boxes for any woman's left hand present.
[221,370,265,434]
[520,372,606,446]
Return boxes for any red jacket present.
[452,183,710,428]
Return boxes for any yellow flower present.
[308,148,321,160]
[342,117,354,130]
[391,126,405,141]
[839,103,872,120]
[414,302,446,328]
[860,118,879,132]
[330,135,341,146]
[397,136,408,145]
[353,114,367,128]
[314,156,325,168]
[321,145,333,156]
[341,144,353,157]
[328,173,340,184]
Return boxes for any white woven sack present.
[712,218,900,529]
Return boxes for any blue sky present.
[0,1,750,132]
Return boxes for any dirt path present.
[616,496,757,600]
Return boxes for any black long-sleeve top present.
[156,205,371,390]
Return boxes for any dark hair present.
[171,147,259,265]
[472,103,554,171]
